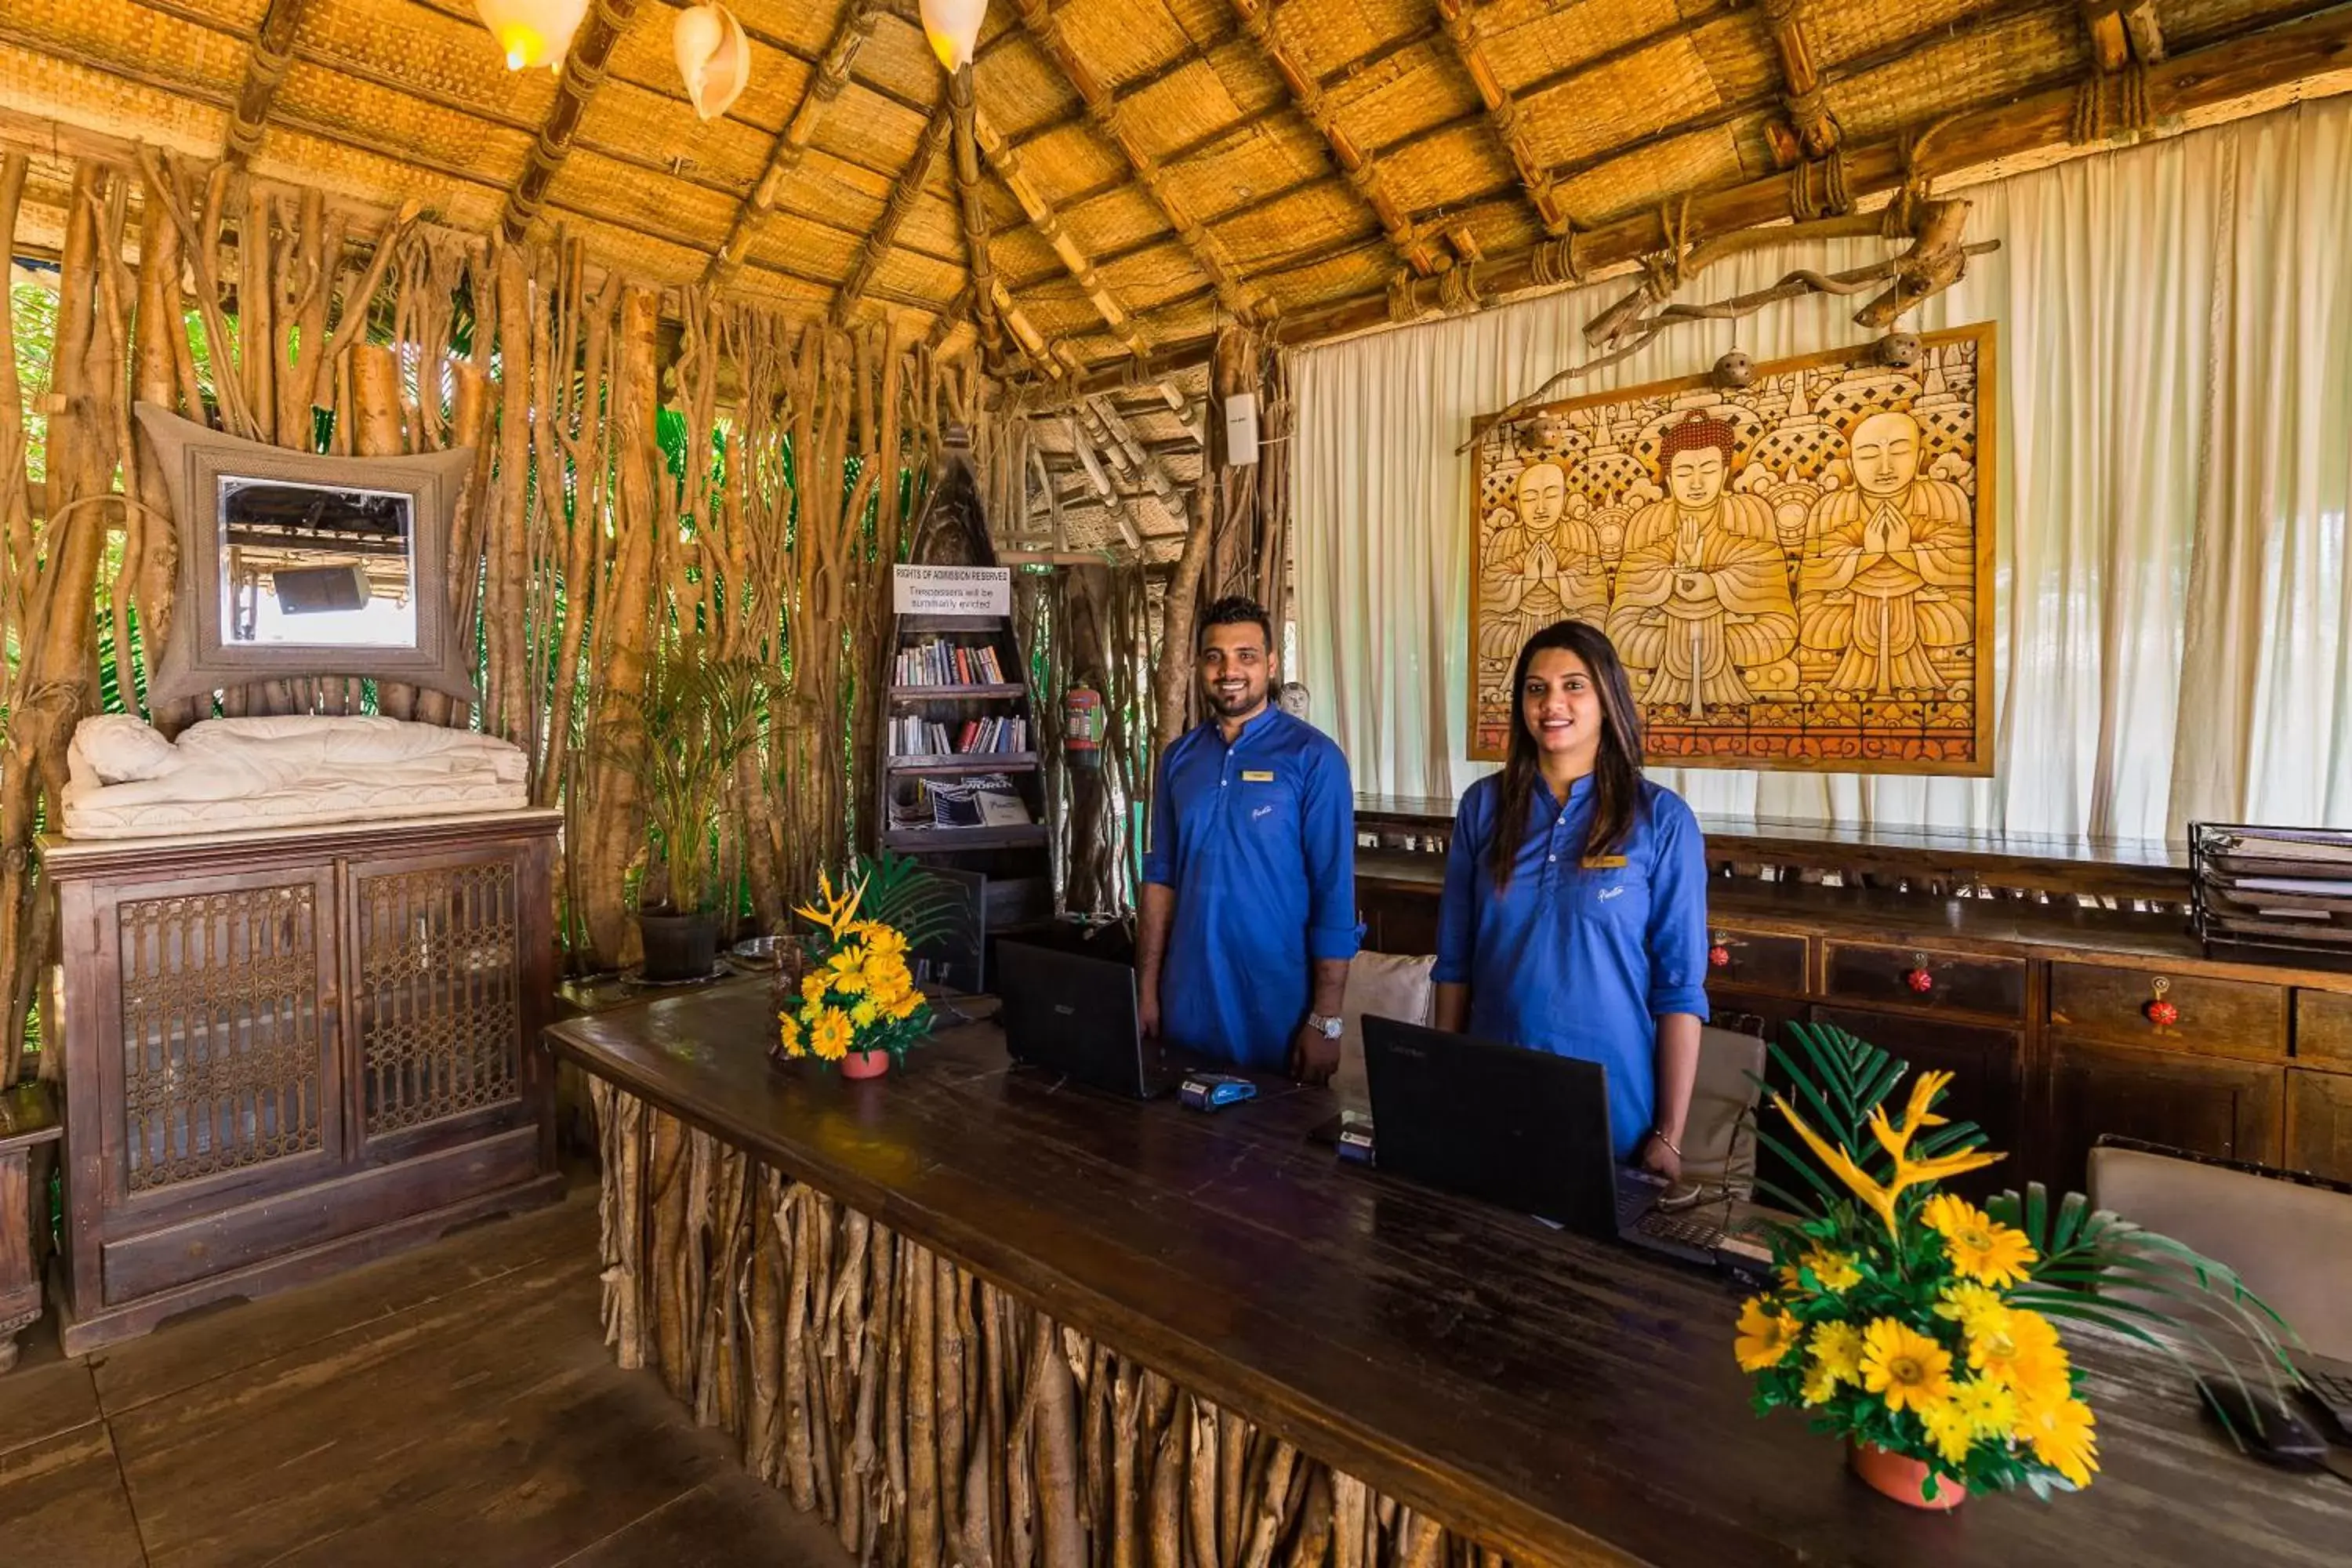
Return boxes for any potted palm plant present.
[615,642,772,982]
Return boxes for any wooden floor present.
[0,1186,851,1567]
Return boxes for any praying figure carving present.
[1605,412,1798,716]
[1798,408,1975,695]
[1477,459,1610,659]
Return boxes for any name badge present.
[1581,855,1628,869]
[1241,770,1276,782]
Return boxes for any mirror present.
[218,477,418,648]
[135,403,479,709]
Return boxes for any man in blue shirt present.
[1138,597,1359,1081]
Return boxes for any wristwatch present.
[1305,1012,1344,1040]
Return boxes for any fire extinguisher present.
[1065,685,1104,771]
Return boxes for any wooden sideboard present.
[1352,800,2352,1197]
[41,809,565,1353]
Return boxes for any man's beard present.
[1207,682,1265,716]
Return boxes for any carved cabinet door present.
[89,866,346,1225]
[340,842,548,1167]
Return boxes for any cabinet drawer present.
[2286,1069,2352,1185]
[2049,963,2286,1061]
[1823,942,2025,1020]
[2049,1036,2285,1192]
[2294,989,2352,1068]
[1704,924,1807,994]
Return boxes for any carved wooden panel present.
[117,883,327,1192]
[356,858,522,1136]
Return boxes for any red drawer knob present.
[1905,953,1935,994]
[1708,934,1731,969]
[2144,977,2179,1028]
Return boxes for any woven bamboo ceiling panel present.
[3,0,2350,381]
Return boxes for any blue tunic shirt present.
[1432,774,1711,1160]
[1143,708,1361,1071]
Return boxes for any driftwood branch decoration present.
[1466,193,1996,451]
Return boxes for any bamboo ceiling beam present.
[1432,0,1572,237]
[833,99,953,324]
[2082,0,2167,67]
[1040,0,2352,395]
[1009,0,1265,319]
[499,0,641,244]
[1757,0,1841,166]
[972,106,1154,358]
[221,0,312,168]
[1080,397,1188,525]
[707,0,886,287]
[948,63,1005,362]
[1224,0,1443,275]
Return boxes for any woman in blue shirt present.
[1432,619,1711,1179]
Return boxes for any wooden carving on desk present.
[1468,324,1995,773]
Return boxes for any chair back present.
[1686,1023,1767,1197]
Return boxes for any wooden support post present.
[973,106,1153,358]
[1432,0,1573,237]
[499,0,643,245]
[1759,0,1842,166]
[834,100,954,325]
[222,0,311,168]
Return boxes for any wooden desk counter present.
[548,983,2349,1567]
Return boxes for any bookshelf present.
[877,602,1054,931]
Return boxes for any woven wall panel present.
[747,212,863,283]
[1361,123,1513,227]
[154,0,274,29]
[274,64,530,187]
[599,16,812,133]
[1521,33,1726,170]
[864,245,966,317]
[1482,0,1698,89]
[1556,122,1748,229]
[2162,0,2332,53]
[549,147,741,250]
[255,125,504,231]
[1277,0,1427,72]
[1258,245,1389,314]
[888,191,975,270]
[1101,238,1225,310]
[0,45,228,155]
[1833,10,2084,145]
[1210,181,1375,273]
[971,41,1081,140]
[1807,0,2031,67]
[810,85,941,183]
[1052,0,1200,92]
[1060,183,1185,271]
[298,0,556,124]
[727,0,858,58]
[1114,55,1255,156]
[575,79,777,194]
[839,13,946,111]
[1324,43,1479,150]
[9,3,249,98]
[1167,121,1330,223]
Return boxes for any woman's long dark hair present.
[1490,620,1646,892]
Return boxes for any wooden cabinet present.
[1705,924,1808,995]
[2049,962,2287,1061]
[1824,941,2027,1020]
[2048,1036,2285,1193]
[0,1084,60,1374]
[2293,989,2352,1069]
[45,811,564,1353]
[2286,1069,2352,1185]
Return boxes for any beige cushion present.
[1686,1025,1766,1196]
[1341,951,1435,1059]
[2088,1145,2352,1362]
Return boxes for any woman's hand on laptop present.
[1140,992,1160,1042]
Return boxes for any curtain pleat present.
[1293,97,2352,840]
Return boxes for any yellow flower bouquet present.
[1738,1022,2292,1508]
[772,869,934,1079]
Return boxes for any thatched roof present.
[4,0,2350,390]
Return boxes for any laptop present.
[1359,1015,1725,1265]
[994,940,1176,1099]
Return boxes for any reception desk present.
[547,982,2349,1567]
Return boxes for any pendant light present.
[918,0,987,73]
[673,2,750,121]
[474,0,590,71]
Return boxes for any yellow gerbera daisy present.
[810,1007,854,1062]
[1924,1195,2038,1287]
[1801,1361,1842,1406]
[776,1012,803,1058]
[1800,1247,1862,1292]
[800,971,829,1007]
[1934,1281,2015,1341]
[2016,1396,2099,1488]
[1951,1376,2018,1439]
[1734,1297,1802,1372]
[1809,1319,1865,1385]
[851,999,878,1028]
[1969,1306,2068,1400]
[1918,1397,1976,1466]
[1860,1319,1955,1413]
[857,922,910,958]
[884,989,923,1022]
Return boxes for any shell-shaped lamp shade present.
[474,0,590,71]
[673,3,750,122]
[919,0,986,72]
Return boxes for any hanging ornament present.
[920,0,988,73]
[673,3,750,122]
[475,0,590,71]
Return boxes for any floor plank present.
[0,1421,148,1566]
[0,1348,100,1461]
[555,1476,854,1567]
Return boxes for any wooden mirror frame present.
[134,404,478,709]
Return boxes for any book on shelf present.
[889,713,1029,760]
[888,774,1033,831]
[895,638,1008,688]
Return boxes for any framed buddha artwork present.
[1466,324,1996,774]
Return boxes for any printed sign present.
[894,564,1012,616]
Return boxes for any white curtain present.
[1292,97,2352,840]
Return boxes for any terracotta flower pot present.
[840,1048,891,1081]
[1849,1441,1965,1511]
